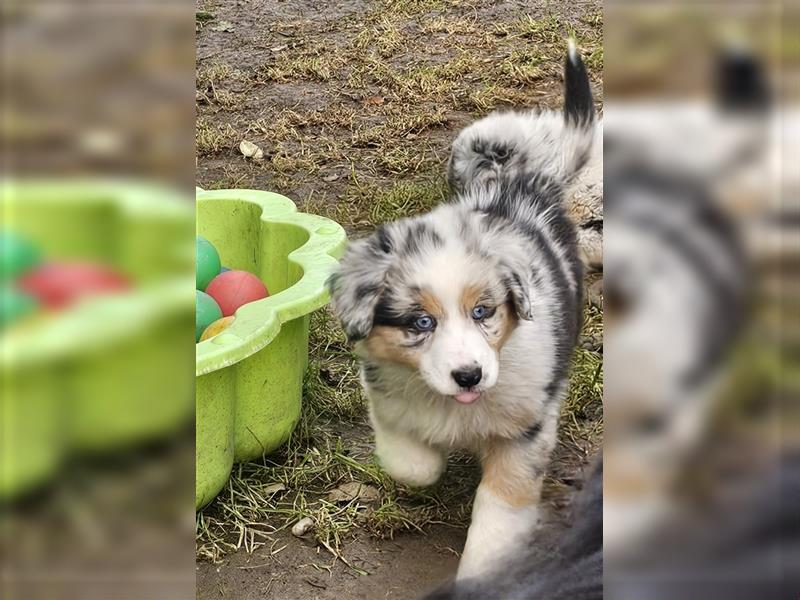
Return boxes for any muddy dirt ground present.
[196,1,602,598]
[197,525,464,599]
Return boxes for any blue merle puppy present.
[328,43,596,579]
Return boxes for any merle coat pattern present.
[328,44,595,578]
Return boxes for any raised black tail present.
[447,40,598,195]
[564,40,595,128]
[714,47,770,113]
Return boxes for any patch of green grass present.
[351,108,449,147]
[195,2,219,30]
[501,14,565,43]
[352,175,450,229]
[265,45,347,82]
[196,117,238,155]
[377,0,451,16]
[363,178,449,224]
[196,63,251,109]
[267,56,335,82]
[572,12,604,72]
[467,83,532,111]
[585,46,604,71]
[351,16,406,57]
[420,15,479,35]
[349,50,481,104]
[203,165,253,190]
[377,141,441,175]
[303,173,449,232]
[560,303,604,458]
[248,106,356,143]
[270,141,321,175]
[207,89,242,110]
[303,309,365,420]
[392,54,478,100]
[582,10,603,29]
[500,49,549,84]
[197,62,232,86]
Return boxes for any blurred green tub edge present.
[1,179,195,501]
[195,189,346,509]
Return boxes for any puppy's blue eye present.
[414,315,435,331]
[471,305,488,320]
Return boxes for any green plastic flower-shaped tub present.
[195,189,346,508]
[1,180,195,501]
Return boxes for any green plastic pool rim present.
[195,189,347,376]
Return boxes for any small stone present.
[291,516,314,537]
[262,482,286,495]
[239,140,264,160]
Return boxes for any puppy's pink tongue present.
[454,390,481,404]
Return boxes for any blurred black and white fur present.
[602,50,761,559]
[328,43,595,579]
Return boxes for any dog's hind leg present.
[457,427,556,580]
[370,412,446,488]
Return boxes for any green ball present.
[1,285,39,329]
[1,231,41,282]
[196,236,221,291]
[196,290,222,342]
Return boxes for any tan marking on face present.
[489,301,519,350]
[364,326,421,369]
[480,440,542,508]
[459,283,485,316]
[460,284,520,350]
[418,289,445,321]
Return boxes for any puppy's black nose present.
[452,366,482,388]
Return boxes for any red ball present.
[17,262,131,309]
[205,270,269,316]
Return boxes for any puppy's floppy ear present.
[327,225,395,341]
[499,258,533,321]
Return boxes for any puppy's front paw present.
[457,485,542,580]
[375,436,445,488]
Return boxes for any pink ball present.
[205,270,269,316]
[18,262,131,309]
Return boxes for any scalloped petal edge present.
[195,189,347,376]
